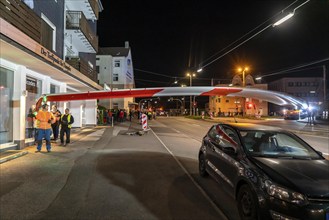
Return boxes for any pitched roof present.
[98,47,130,57]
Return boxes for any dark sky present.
[97,0,329,88]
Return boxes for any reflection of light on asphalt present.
[266,159,279,164]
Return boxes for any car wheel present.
[199,153,208,177]
[237,184,259,220]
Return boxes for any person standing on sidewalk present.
[51,105,61,141]
[35,104,55,152]
[60,108,74,146]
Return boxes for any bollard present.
[141,113,148,130]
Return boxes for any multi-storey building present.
[96,42,136,111]
[209,74,269,116]
[0,0,103,150]
[268,77,325,113]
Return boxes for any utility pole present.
[323,65,327,103]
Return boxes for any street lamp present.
[186,72,196,116]
[237,67,249,87]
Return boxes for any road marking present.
[150,128,228,220]
[172,128,180,133]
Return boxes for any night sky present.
[97,0,329,88]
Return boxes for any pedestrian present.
[60,108,74,146]
[129,110,132,121]
[35,103,55,152]
[26,107,36,138]
[33,105,39,143]
[119,109,124,122]
[51,105,61,141]
[107,110,113,124]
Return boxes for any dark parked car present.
[198,123,329,220]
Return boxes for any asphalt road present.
[0,120,230,220]
[0,117,327,220]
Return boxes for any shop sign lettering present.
[41,47,71,72]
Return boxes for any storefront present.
[0,18,101,150]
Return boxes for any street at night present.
[1,0,329,219]
[1,117,328,220]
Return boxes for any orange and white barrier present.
[141,113,148,130]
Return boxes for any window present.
[218,98,221,103]
[23,0,34,9]
[288,82,294,87]
[50,84,59,94]
[226,100,229,103]
[96,57,100,61]
[208,126,219,142]
[114,60,120,67]
[96,66,100,74]
[0,67,14,144]
[295,82,302,87]
[25,76,42,140]
[113,73,119,81]
[41,14,56,51]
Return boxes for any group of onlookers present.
[97,109,135,125]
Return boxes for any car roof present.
[217,123,285,132]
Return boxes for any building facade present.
[268,77,325,113]
[0,0,103,150]
[96,43,136,111]
[209,74,269,116]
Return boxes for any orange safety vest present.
[36,110,54,130]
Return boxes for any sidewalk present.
[0,119,143,164]
[0,126,98,164]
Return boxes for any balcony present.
[66,11,98,53]
[65,0,100,20]
[0,0,41,43]
[65,57,97,82]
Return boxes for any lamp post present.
[237,67,249,116]
[237,67,249,87]
[187,73,196,116]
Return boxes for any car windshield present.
[239,130,322,159]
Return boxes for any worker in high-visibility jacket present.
[59,108,74,146]
[35,104,55,152]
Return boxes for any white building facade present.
[96,43,136,111]
[0,0,103,150]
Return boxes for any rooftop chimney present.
[125,41,129,48]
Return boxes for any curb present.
[0,150,29,164]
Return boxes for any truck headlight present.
[264,180,308,206]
